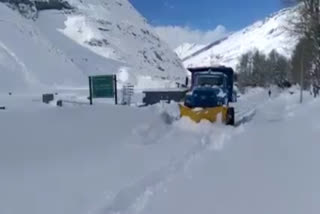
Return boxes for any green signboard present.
[89,75,117,104]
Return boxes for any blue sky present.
[129,0,285,48]
[130,0,283,31]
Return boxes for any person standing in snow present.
[313,85,319,98]
[268,89,271,97]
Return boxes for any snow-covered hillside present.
[0,0,186,92]
[179,7,300,70]
[175,43,206,60]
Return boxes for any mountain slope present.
[0,0,186,92]
[180,7,300,71]
[0,3,85,91]
[175,43,206,60]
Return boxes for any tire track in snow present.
[234,89,281,126]
[100,122,235,214]
[235,108,257,127]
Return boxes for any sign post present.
[89,75,117,105]
[89,76,93,105]
[114,75,118,105]
[300,46,304,104]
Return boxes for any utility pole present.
[300,46,304,104]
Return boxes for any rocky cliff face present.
[0,0,71,19]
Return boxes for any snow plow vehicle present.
[179,66,235,125]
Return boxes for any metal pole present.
[114,75,118,105]
[89,76,93,105]
[300,46,304,104]
[185,77,189,87]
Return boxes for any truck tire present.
[226,107,235,126]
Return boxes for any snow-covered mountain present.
[175,43,206,60]
[0,0,186,92]
[177,7,300,71]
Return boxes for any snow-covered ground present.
[138,90,320,214]
[1,88,319,214]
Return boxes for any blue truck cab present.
[185,66,234,108]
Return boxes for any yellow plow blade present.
[179,104,228,123]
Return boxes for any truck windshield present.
[196,75,223,87]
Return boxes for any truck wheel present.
[226,107,235,126]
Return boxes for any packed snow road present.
[0,88,319,214]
